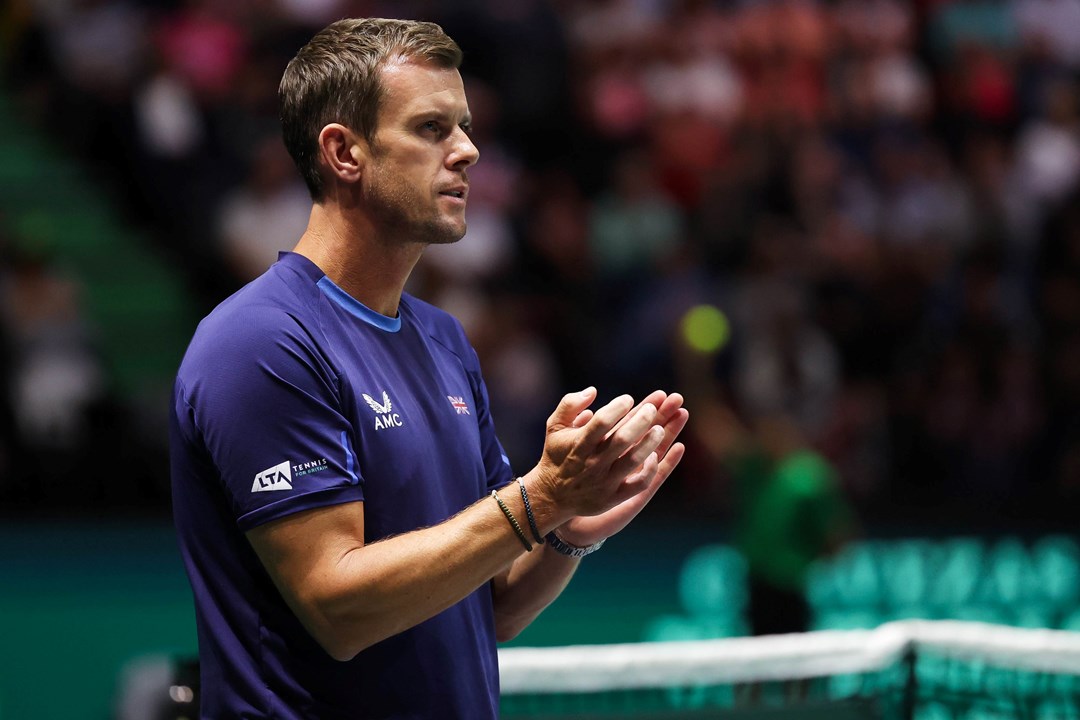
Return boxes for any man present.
[170,17,688,719]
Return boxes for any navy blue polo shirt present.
[170,252,512,718]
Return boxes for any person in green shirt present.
[731,412,854,636]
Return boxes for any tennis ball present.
[681,304,730,353]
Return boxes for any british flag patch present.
[447,395,471,415]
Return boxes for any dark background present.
[1,0,1078,717]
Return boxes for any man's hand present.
[558,391,687,546]
[492,390,688,641]
[527,388,688,541]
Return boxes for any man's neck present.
[292,202,424,318]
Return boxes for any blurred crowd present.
[1,0,1078,530]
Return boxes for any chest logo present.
[447,395,471,415]
[363,390,404,430]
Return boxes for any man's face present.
[362,59,479,246]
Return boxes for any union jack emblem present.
[447,395,470,415]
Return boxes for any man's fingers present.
[603,390,681,446]
[605,390,666,440]
[579,394,637,444]
[656,441,686,480]
[548,387,597,428]
[609,436,684,512]
[596,401,658,457]
[619,442,680,507]
[607,451,664,511]
[655,408,689,459]
[608,424,664,477]
[655,393,684,424]
[572,409,594,428]
[621,451,659,494]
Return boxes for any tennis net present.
[499,620,1080,719]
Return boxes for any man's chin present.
[424,221,467,245]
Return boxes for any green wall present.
[0,521,196,720]
[0,519,715,720]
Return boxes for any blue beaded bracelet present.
[517,478,545,545]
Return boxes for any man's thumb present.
[548,387,597,427]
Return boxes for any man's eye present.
[422,121,440,134]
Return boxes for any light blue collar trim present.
[317,276,402,332]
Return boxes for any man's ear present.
[318,123,367,187]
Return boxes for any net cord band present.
[498,620,1080,694]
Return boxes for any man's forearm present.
[491,541,580,641]
[251,484,571,662]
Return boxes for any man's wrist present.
[520,467,570,530]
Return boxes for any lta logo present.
[252,460,293,492]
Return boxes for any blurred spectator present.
[216,133,311,282]
[580,45,652,141]
[1014,0,1080,68]
[1,248,102,449]
[134,63,205,162]
[642,29,743,125]
[733,224,840,441]
[42,0,147,99]
[566,0,660,57]
[929,0,1018,62]
[155,0,247,104]
[470,293,562,471]
[588,148,684,288]
[0,246,104,500]
[1013,76,1080,206]
[694,401,855,636]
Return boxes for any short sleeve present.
[466,352,515,493]
[174,304,364,530]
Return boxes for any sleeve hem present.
[238,484,365,531]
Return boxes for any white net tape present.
[499,620,1080,694]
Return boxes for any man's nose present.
[448,128,479,168]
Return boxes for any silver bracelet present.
[545,530,605,558]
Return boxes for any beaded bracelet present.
[516,477,545,545]
[492,490,532,552]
